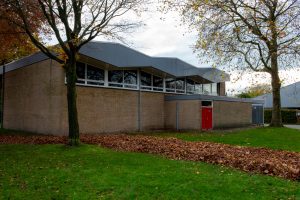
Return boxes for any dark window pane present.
[202,101,212,106]
[141,86,152,90]
[141,71,151,86]
[124,70,137,85]
[87,65,104,81]
[153,88,163,91]
[76,62,85,79]
[186,79,195,93]
[176,78,185,90]
[108,70,123,83]
[77,80,85,84]
[109,83,122,87]
[166,78,176,89]
[153,75,163,88]
[87,81,104,86]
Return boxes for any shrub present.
[264,109,298,124]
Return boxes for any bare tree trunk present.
[269,53,283,127]
[65,57,80,145]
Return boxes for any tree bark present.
[269,52,283,127]
[65,56,80,145]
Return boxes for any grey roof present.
[254,81,300,108]
[165,94,264,104]
[1,41,230,83]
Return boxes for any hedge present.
[264,109,298,124]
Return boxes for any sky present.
[98,6,300,96]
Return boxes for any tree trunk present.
[269,52,283,127]
[65,57,80,145]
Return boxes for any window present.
[186,79,195,94]
[108,70,123,87]
[176,78,185,93]
[76,62,85,84]
[165,78,176,92]
[141,71,152,90]
[203,84,212,94]
[202,101,212,107]
[124,70,137,89]
[108,70,138,89]
[195,84,203,94]
[211,83,217,95]
[153,75,163,91]
[87,65,104,86]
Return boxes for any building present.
[255,82,300,109]
[0,41,263,135]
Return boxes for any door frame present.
[201,100,213,130]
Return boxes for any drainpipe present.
[1,61,5,128]
[137,68,141,131]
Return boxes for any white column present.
[104,69,108,87]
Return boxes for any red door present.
[202,107,213,130]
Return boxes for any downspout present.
[1,62,5,128]
[138,68,141,131]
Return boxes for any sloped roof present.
[254,81,300,108]
[1,41,230,83]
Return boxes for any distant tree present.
[236,84,272,98]
[1,0,145,145]
[165,0,300,127]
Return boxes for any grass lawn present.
[145,127,300,152]
[0,144,299,200]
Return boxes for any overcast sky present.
[95,6,300,96]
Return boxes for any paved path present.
[285,124,300,130]
[265,124,300,130]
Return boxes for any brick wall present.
[165,100,201,130]
[3,60,165,135]
[213,101,252,128]
[3,59,68,135]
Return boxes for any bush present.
[264,109,298,124]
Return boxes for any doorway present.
[202,101,213,130]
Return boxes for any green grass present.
[143,127,300,152]
[0,144,299,200]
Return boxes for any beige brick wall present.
[3,59,68,135]
[213,101,252,128]
[165,100,201,130]
[140,92,165,130]
[3,60,165,135]
[164,101,176,129]
[77,88,165,133]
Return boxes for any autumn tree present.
[165,0,300,127]
[1,0,145,145]
[236,84,272,98]
[0,1,42,63]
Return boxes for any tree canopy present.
[0,0,44,63]
[236,84,272,98]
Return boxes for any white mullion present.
[122,70,125,88]
[104,69,108,87]
[137,69,141,90]
[85,63,87,85]
[184,77,187,94]
[163,77,166,92]
[151,74,153,91]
